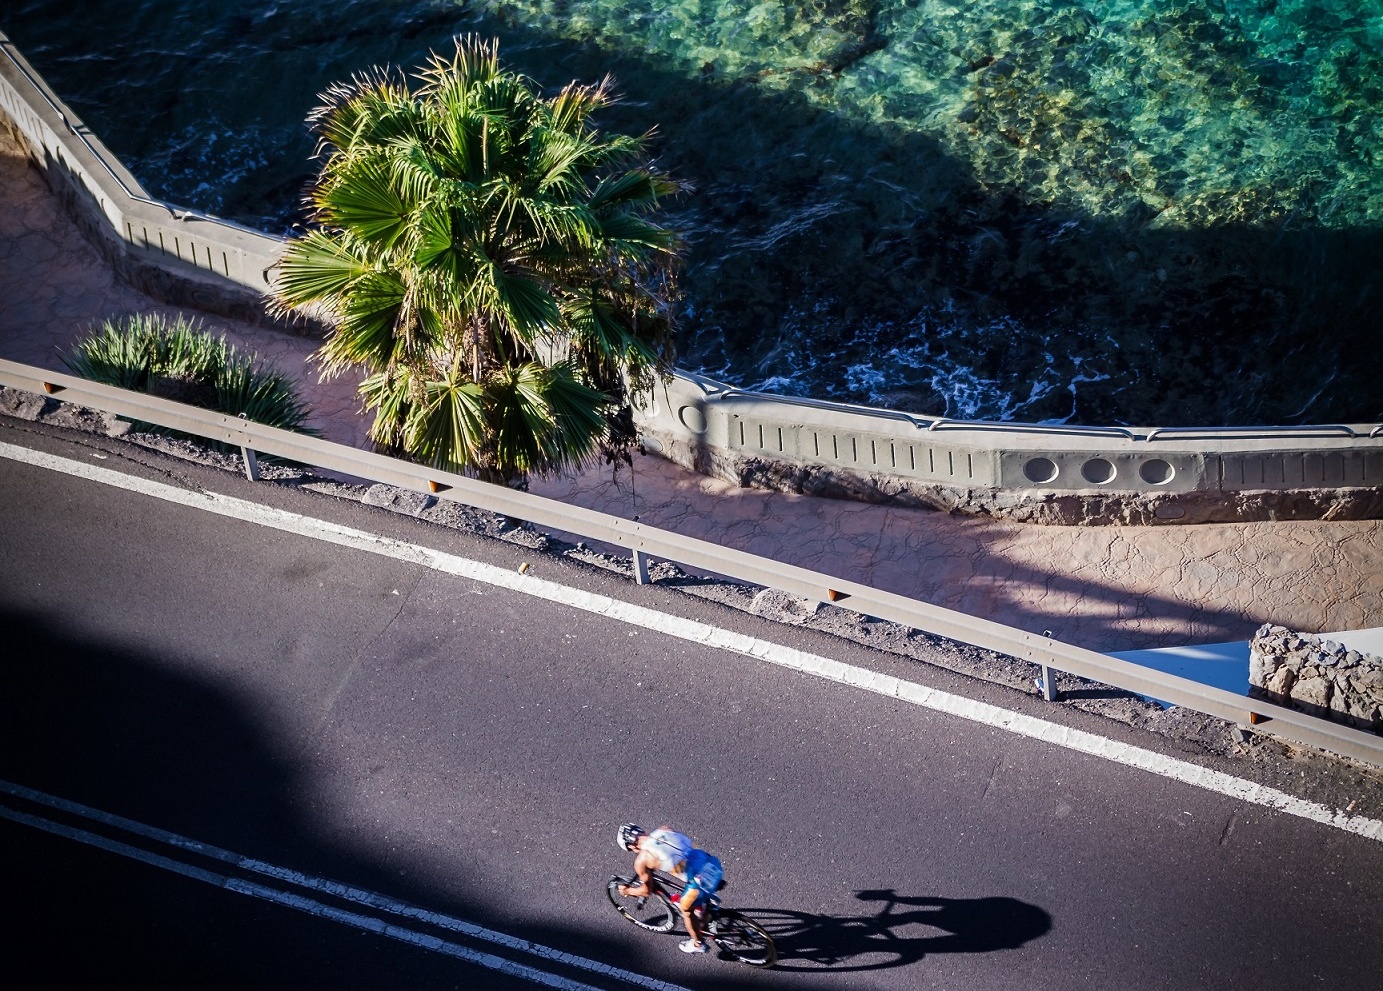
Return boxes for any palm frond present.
[486,362,610,478]
[316,159,411,247]
[565,293,658,371]
[405,372,488,470]
[417,35,502,97]
[547,77,616,134]
[270,230,374,312]
[596,212,683,257]
[489,266,562,342]
[485,364,558,477]
[588,169,688,212]
[310,69,416,155]
[316,271,409,376]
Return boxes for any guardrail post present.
[632,549,651,585]
[237,413,260,481]
[1037,664,1060,702]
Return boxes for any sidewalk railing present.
[3,357,1380,767]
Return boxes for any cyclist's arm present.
[620,849,661,896]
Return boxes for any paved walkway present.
[3,125,1380,655]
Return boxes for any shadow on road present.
[0,606,526,985]
[0,604,814,989]
[740,887,1051,973]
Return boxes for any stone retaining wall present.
[1,115,313,335]
[1249,625,1383,734]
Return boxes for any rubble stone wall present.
[1249,625,1383,733]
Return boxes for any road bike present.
[607,873,776,967]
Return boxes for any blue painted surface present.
[1113,628,1383,703]
[1112,641,1253,698]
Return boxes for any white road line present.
[3,441,1381,844]
[0,800,624,991]
[0,779,687,991]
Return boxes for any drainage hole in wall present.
[1023,457,1060,484]
[678,405,706,433]
[1081,458,1117,484]
[1139,459,1175,485]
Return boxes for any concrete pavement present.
[3,123,1380,655]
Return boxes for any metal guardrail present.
[675,370,1146,441]
[3,357,1380,766]
[0,38,263,241]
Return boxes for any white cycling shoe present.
[678,939,710,954]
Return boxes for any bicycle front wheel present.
[711,910,776,967]
[607,876,678,933]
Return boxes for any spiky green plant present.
[159,318,233,385]
[215,360,315,436]
[270,35,686,483]
[62,313,317,438]
[60,313,164,390]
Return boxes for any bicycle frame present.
[638,870,721,914]
[608,871,776,967]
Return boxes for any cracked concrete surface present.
[2,124,1380,655]
[534,465,1382,651]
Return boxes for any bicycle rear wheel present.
[710,910,776,967]
[607,876,678,933]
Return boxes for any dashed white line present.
[2,440,1380,844]
[0,779,690,991]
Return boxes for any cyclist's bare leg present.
[678,888,711,946]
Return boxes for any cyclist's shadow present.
[738,888,1051,972]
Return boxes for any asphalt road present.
[2,422,1381,990]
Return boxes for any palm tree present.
[271,36,686,484]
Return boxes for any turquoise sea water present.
[6,1,1382,425]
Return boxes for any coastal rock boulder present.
[1248,625,1383,734]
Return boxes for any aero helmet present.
[616,823,646,851]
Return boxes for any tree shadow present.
[738,887,1051,973]
[0,607,302,858]
[0,601,1048,989]
[599,449,1300,656]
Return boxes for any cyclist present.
[616,823,724,954]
